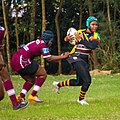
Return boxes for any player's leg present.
[17,61,37,102]
[18,61,47,102]
[53,72,83,87]
[53,61,84,94]
[53,60,90,105]
[16,75,34,103]
[0,66,29,110]
[28,64,47,102]
[0,78,4,101]
[73,60,91,105]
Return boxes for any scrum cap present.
[41,30,54,46]
[86,16,98,28]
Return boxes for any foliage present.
[0,0,120,73]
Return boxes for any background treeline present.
[0,0,120,74]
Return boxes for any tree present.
[107,0,113,36]
[1,0,120,73]
[30,0,36,41]
[55,0,64,74]
[79,0,83,29]
[2,0,11,71]
[41,0,46,68]
[41,0,46,32]
[14,2,19,51]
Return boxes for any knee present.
[37,72,47,80]
[44,72,47,79]
[36,67,47,80]
[75,79,82,86]
[0,67,10,82]
[42,73,47,80]
[85,78,91,86]
[41,70,47,80]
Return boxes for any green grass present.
[0,74,120,120]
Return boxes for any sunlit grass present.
[0,74,120,120]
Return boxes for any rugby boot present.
[13,101,29,111]
[53,81,60,94]
[77,98,89,105]
[28,95,43,103]
[16,95,25,103]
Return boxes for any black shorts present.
[18,61,39,76]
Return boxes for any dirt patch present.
[90,69,112,75]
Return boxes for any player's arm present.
[74,32,99,50]
[46,52,69,62]
[79,40,98,50]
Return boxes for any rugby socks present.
[20,81,33,98]
[58,80,70,87]
[3,79,18,107]
[79,90,86,100]
[31,76,45,96]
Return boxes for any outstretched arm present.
[46,52,69,62]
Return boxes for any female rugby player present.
[11,30,69,103]
[0,26,29,110]
[53,16,100,105]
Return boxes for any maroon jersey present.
[10,38,51,72]
[0,26,5,48]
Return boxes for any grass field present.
[0,74,120,120]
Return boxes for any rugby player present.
[0,26,29,110]
[53,16,101,105]
[10,30,69,103]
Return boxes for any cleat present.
[53,81,60,94]
[28,95,43,103]
[16,95,25,103]
[13,101,29,111]
[77,98,89,105]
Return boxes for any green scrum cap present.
[86,16,98,28]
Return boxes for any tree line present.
[0,0,120,74]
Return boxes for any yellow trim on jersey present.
[94,32,98,39]
[70,29,100,54]
[78,29,89,41]
[70,46,76,54]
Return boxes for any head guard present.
[86,16,98,28]
[41,30,54,46]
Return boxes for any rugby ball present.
[67,27,77,45]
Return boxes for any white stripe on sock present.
[33,85,40,91]
[7,89,15,96]
[21,89,27,95]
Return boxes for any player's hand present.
[74,33,82,42]
[64,35,74,42]
[61,52,70,58]
[89,36,97,41]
